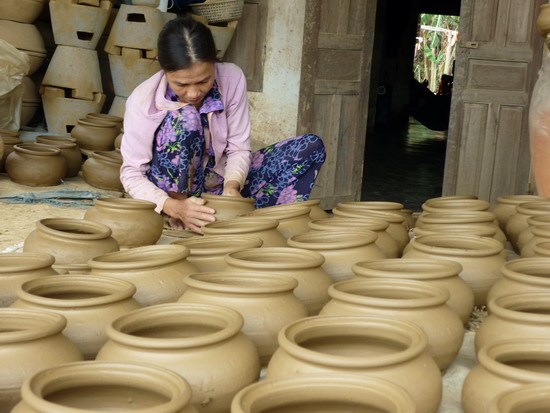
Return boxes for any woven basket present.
[191,0,244,23]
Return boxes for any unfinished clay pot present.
[0,252,57,307]
[179,271,308,365]
[506,201,550,250]
[0,0,47,24]
[492,195,548,232]
[0,20,47,75]
[0,308,83,412]
[201,193,256,221]
[224,247,333,315]
[308,216,400,258]
[533,241,550,257]
[84,197,164,247]
[12,361,198,413]
[287,230,385,282]
[0,135,21,172]
[202,217,287,247]
[85,112,123,132]
[108,47,161,98]
[410,223,503,249]
[6,143,67,186]
[488,382,550,413]
[516,214,550,251]
[402,234,506,306]
[172,234,263,271]
[266,315,442,413]
[71,118,118,151]
[82,150,123,191]
[96,303,261,413]
[247,204,311,238]
[35,135,82,177]
[11,275,141,359]
[521,224,550,257]
[231,374,416,413]
[23,218,119,265]
[352,258,473,325]
[320,278,464,370]
[88,244,198,306]
[462,338,550,413]
[336,201,413,229]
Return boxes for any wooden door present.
[443,0,545,202]
[297,0,377,209]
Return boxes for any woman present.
[120,15,326,234]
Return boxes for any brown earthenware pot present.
[202,217,287,247]
[506,201,550,250]
[71,118,118,151]
[516,214,550,251]
[6,143,66,186]
[81,150,123,191]
[35,135,81,177]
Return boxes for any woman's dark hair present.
[157,15,218,71]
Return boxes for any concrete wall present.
[248,0,306,146]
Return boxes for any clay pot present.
[71,118,118,151]
[506,201,550,250]
[0,135,21,172]
[96,303,261,413]
[352,258,474,325]
[86,112,123,132]
[0,252,57,307]
[179,271,308,364]
[266,315,442,413]
[487,258,550,303]
[0,0,47,24]
[537,4,550,36]
[6,143,67,186]
[320,278,464,370]
[462,338,550,413]
[309,216,400,258]
[421,198,491,215]
[287,230,385,282]
[0,20,47,75]
[224,247,333,315]
[12,361,198,413]
[410,223,504,250]
[488,382,550,413]
[172,235,264,271]
[402,234,506,306]
[247,204,311,239]
[336,200,413,229]
[35,135,82,177]
[533,241,550,257]
[201,193,256,221]
[10,275,141,359]
[23,218,119,265]
[88,245,198,306]
[331,207,410,252]
[288,198,329,219]
[516,214,550,251]
[202,217,287,247]
[82,150,124,191]
[84,197,164,247]
[476,292,550,354]
[231,374,416,413]
[0,308,83,412]
[520,224,550,257]
[492,195,548,232]
[52,263,91,275]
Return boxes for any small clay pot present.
[247,204,311,238]
[203,217,287,247]
[84,197,164,247]
[23,218,120,265]
[287,198,329,220]
[82,150,123,191]
[6,143,67,186]
[12,361,198,413]
[421,198,491,215]
[35,135,82,177]
[71,118,119,151]
[492,195,548,232]
[96,303,261,413]
[201,193,256,221]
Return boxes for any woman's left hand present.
[222,180,242,197]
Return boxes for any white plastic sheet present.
[0,39,30,131]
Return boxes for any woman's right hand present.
[163,195,216,234]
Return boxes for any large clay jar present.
[0,308,83,412]
[201,193,256,221]
[247,204,311,239]
[179,271,308,365]
[84,197,164,248]
[35,135,81,177]
[266,315,442,413]
[231,374,416,413]
[352,258,473,325]
[88,245,198,306]
[492,195,548,232]
[516,214,550,251]
[462,338,550,413]
[487,258,550,303]
[320,278,464,370]
[81,150,124,191]
[331,207,410,252]
[10,275,141,359]
[488,382,550,413]
[6,143,67,186]
[23,218,119,266]
[0,252,57,307]
[224,247,333,316]
[402,234,506,306]
[70,118,118,151]
[12,361,198,413]
[308,216,400,258]
[506,201,550,250]
[476,292,550,354]
[202,217,287,247]
[521,224,550,257]
[96,303,261,413]
[287,230,385,282]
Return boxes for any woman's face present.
[165,61,216,106]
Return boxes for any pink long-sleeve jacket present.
[120,62,252,213]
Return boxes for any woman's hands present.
[222,180,242,197]
[163,193,215,234]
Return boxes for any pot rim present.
[408,234,504,257]
[93,197,157,210]
[86,113,124,123]
[489,292,550,324]
[225,247,325,269]
[337,201,404,210]
[352,257,463,280]
[500,258,550,286]
[332,207,405,224]
[172,235,264,256]
[35,218,113,240]
[248,205,311,220]
[88,245,189,270]
[14,142,61,156]
[287,230,378,250]
[0,252,55,273]
[516,202,550,216]
[488,382,550,413]
[527,214,550,226]
[420,210,497,224]
[309,217,388,232]
[77,118,117,128]
[184,271,299,294]
[422,198,490,212]
[533,241,550,257]
[35,134,77,144]
[89,151,123,164]
[496,195,548,205]
[0,308,66,344]
[202,217,279,234]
